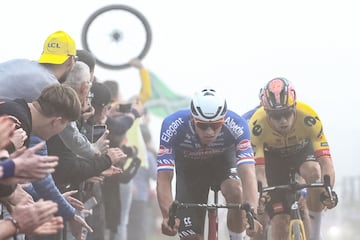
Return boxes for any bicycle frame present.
[259,170,333,240]
[169,188,254,240]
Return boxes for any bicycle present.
[81,4,152,70]
[168,186,255,240]
[258,169,337,240]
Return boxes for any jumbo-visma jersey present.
[248,101,331,165]
[157,109,255,172]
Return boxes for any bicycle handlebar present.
[168,201,255,230]
[259,174,335,202]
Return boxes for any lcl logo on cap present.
[48,42,61,48]
[46,39,63,53]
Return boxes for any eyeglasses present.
[266,108,294,120]
[193,118,224,131]
[87,92,94,100]
[68,55,78,62]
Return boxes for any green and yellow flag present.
[145,71,190,118]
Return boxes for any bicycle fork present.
[289,200,306,240]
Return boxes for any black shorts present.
[174,149,239,237]
[264,143,316,219]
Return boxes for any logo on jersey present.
[237,139,251,151]
[252,120,262,136]
[183,217,192,227]
[161,117,184,143]
[224,117,244,138]
[304,116,318,127]
[157,145,172,156]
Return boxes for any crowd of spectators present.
[0,30,158,240]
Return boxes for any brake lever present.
[168,200,179,228]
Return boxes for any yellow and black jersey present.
[248,101,331,165]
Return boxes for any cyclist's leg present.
[270,213,291,239]
[264,151,293,239]
[175,158,210,240]
[221,178,247,238]
[298,148,323,240]
[217,150,247,239]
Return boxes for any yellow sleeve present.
[139,68,152,104]
[249,108,266,165]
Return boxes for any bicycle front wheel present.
[81,4,152,70]
[290,220,306,240]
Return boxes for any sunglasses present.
[266,108,294,120]
[193,118,224,131]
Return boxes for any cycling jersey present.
[157,109,255,172]
[248,101,331,165]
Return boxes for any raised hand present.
[11,141,59,181]
[106,147,127,165]
[92,130,110,156]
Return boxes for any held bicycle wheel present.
[81,4,152,70]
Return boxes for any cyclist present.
[248,77,337,240]
[157,87,262,240]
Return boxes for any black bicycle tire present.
[81,4,152,70]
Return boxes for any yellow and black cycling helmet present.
[260,77,296,110]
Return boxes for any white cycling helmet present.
[190,87,227,122]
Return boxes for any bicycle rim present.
[81,4,152,70]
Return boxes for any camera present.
[91,124,107,143]
[117,103,132,113]
[121,145,138,158]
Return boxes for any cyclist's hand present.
[246,219,263,238]
[320,190,338,209]
[258,192,270,215]
[161,217,179,236]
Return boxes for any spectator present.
[0,84,91,239]
[0,30,101,239]
[0,30,76,102]
[127,109,157,240]
[101,59,149,240]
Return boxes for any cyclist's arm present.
[238,164,258,214]
[156,171,174,218]
[318,155,335,188]
[255,164,268,187]
[304,102,335,188]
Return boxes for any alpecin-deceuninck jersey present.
[157,109,255,173]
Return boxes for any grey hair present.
[63,61,90,93]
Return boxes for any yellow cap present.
[38,30,76,64]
